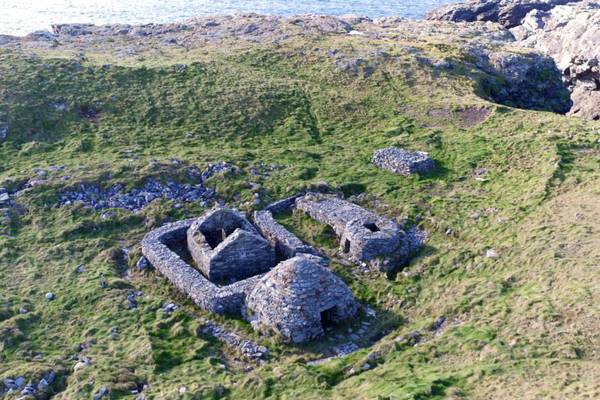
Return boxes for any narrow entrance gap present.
[343,239,351,253]
[320,307,337,330]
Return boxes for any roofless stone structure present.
[246,255,358,343]
[187,207,275,283]
[295,193,410,272]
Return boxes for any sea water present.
[0,0,459,36]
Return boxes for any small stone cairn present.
[372,147,436,176]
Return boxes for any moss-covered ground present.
[0,27,599,399]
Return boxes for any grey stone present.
[254,209,320,259]
[187,207,276,283]
[142,219,263,315]
[372,147,436,176]
[295,193,411,272]
[14,377,25,388]
[246,255,358,343]
[93,386,109,400]
[136,256,149,270]
[0,118,7,140]
[45,292,55,301]
[426,0,580,28]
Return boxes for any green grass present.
[0,28,599,400]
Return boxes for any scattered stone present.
[14,377,25,388]
[486,249,500,259]
[19,308,28,314]
[74,357,93,371]
[372,147,436,176]
[136,256,149,270]
[93,386,109,400]
[362,363,371,371]
[198,317,269,360]
[58,163,228,212]
[162,303,178,315]
[127,291,141,309]
[0,118,7,141]
[45,292,55,301]
[334,342,360,356]
[75,264,86,273]
[431,316,446,332]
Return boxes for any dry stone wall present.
[141,219,262,315]
[295,193,410,272]
[254,210,320,259]
[187,207,275,283]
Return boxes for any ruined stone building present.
[187,207,276,283]
[295,193,410,272]
[246,255,358,343]
[142,194,422,342]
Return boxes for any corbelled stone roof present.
[246,255,358,343]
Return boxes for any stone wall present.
[141,219,263,315]
[187,207,275,283]
[254,210,320,259]
[295,193,410,271]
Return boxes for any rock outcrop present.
[510,1,600,119]
[426,0,582,28]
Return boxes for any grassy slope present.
[0,30,599,400]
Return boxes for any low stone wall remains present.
[141,219,262,315]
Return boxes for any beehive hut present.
[246,255,358,343]
[187,207,276,283]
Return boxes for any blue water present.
[0,0,459,36]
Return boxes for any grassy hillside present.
[0,21,599,399]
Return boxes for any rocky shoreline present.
[427,0,600,120]
[1,3,597,120]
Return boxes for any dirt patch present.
[456,106,493,128]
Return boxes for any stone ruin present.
[187,207,275,283]
[142,205,357,343]
[295,192,410,272]
[246,255,358,343]
[372,147,436,176]
[142,194,423,343]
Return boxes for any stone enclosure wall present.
[141,219,261,315]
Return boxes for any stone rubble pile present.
[372,147,436,176]
[1,371,57,398]
[198,318,269,360]
[59,162,232,212]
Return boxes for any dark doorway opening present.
[343,239,351,253]
[320,307,337,329]
[364,222,380,232]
